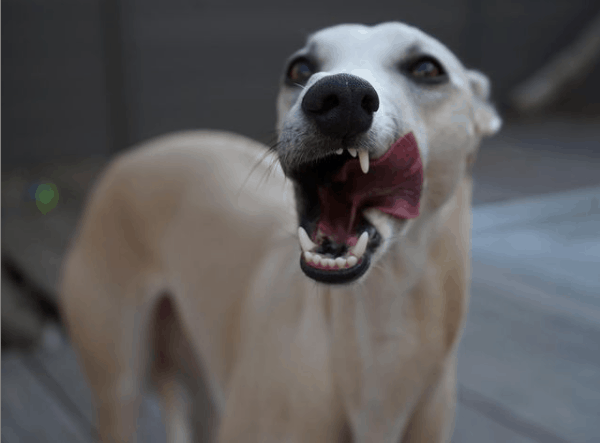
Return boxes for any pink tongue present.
[316,132,423,244]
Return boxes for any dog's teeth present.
[347,148,358,157]
[335,257,347,268]
[298,227,317,252]
[304,251,314,262]
[358,150,370,174]
[336,148,344,155]
[347,255,358,267]
[317,258,326,266]
[351,231,369,258]
[324,258,336,268]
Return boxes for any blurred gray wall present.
[3,0,600,166]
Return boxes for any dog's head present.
[275,22,501,285]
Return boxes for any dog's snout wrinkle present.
[301,73,379,139]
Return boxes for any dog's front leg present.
[399,355,458,443]
[331,288,447,443]
[217,270,346,443]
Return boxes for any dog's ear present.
[467,70,502,137]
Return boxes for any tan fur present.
[60,22,500,443]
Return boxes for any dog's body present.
[60,23,501,443]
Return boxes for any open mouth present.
[289,132,423,285]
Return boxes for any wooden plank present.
[457,386,571,443]
[25,325,96,426]
[2,209,81,299]
[458,276,600,442]
[27,324,166,442]
[472,185,600,233]
[29,325,167,443]
[1,267,44,348]
[1,352,96,443]
[1,423,23,443]
[457,187,600,442]
[452,400,538,443]
[137,393,168,443]
[459,266,600,443]
[471,186,600,320]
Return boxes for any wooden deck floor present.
[2,120,600,442]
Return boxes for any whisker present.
[236,145,280,199]
[257,156,282,189]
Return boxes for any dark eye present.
[406,56,447,83]
[286,58,316,86]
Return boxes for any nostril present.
[304,93,340,114]
[361,93,379,115]
[320,94,339,114]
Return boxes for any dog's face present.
[275,22,501,285]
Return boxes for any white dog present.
[60,22,501,443]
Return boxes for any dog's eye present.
[406,56,447,83]
[286,58,316,86]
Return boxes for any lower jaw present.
[299,253,371,284]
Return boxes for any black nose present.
[301,73,379,138]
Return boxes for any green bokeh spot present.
[35,183,59,215]
[38,189,54,204]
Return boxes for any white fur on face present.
[276,22,484,167]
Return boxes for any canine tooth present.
[358,150,370,174]
[347,255,358,267]
[324,258,336,268]
[298,227,317,252]
[336,148,344,155]
[347,148,358,157]
[304,251,314,262]
[335,257,347,268]
[351,231,369,258]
